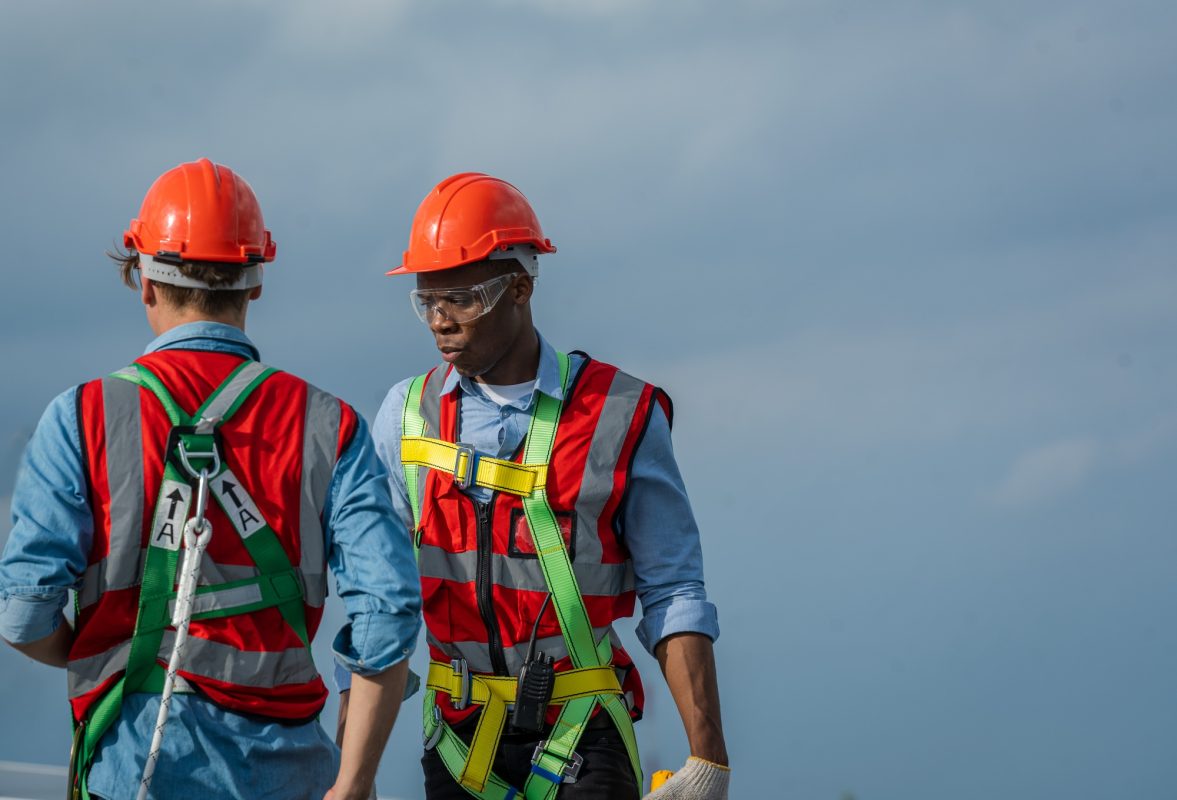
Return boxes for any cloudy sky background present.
[2,1,1176,797]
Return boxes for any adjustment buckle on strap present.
[452,443,477,489]
[423,705,444,751]
[450,658,472,710]
[531,743,583,785]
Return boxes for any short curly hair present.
[108,248,253,316]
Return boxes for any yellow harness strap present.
[425,660,622,793]
[402,436,547,497]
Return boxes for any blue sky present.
[2,1,1176,797]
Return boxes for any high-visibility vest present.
[67,348,356,725]
[401,351,669,799]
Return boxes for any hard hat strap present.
[140,254,263,291]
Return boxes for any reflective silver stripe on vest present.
[430,626,619,676]
[80,553,262,609]
[95,376,145,601]
[68,631,318,697]
[194,361,270,432]
[417,544,634,598]
[180,633,319,686]
[195,554,260,586]
[573,369,645,565]
[420,366,445,436]
[168,583,263,618]
[299,385,339,609]
[412,366,447,518]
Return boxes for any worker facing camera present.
[346,172,731,799]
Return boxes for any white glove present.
[643,757,730,800]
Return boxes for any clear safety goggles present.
[409,273,519,325]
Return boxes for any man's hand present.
[642,757,730,799]
[325,660,409,800]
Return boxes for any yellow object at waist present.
[426,660,621,706]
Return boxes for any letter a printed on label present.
[212,468,269,539]
[152,479,192,551]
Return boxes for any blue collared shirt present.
[0,322,422,799]
[371,332,718,656]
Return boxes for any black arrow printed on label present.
[166,489,185,520]
[221,480,244,509]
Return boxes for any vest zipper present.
[475,498,510,676]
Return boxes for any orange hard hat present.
[124,158,276,264]
[387,172,555,275]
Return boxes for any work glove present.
[642,757,730,800]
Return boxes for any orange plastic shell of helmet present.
[388,172,555,275]
[124,158,276,264]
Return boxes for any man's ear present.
[249,285,262,301]
[141,277,157,308]
[513,274,534,305]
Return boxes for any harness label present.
[151,479,192,551]
[213,469,268,539]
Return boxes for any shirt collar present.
[440,331,565,404]
[144,321,261,361]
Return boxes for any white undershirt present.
[476,379,536,407]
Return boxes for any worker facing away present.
[341,172,731,799]
[0,158,422,800]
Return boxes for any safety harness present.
[69,360,311,800]
[401,351,643,799]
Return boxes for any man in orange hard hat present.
[0,158,421,800]
[348,172,731,799]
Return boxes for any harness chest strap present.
[72,360,308,800]
[401,436,547,496]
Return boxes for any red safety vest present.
[67,348,356,723]
[410,354,670,726]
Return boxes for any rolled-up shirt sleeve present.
[624,402,720,654]
[325,414,421,677]
[0,388,92,645]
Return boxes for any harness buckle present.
[449,658,472,710]
[177,437,221,480]
[531,743,583,785]
[452,443,477,489]
[423,705,444,751]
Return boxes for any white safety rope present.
[137,465,214,800]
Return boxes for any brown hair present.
[108,248,253,316]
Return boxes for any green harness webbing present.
[402,355,643,799]
[71,360,310,800]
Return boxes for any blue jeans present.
[422,713,640,799]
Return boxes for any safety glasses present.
[409,273,517,325]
